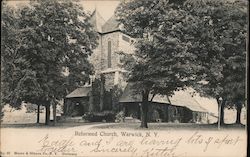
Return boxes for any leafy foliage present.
[82,111,116,122]
[116,0,197,97]
[1,2,26,108]
[184,0,247,105]
[115,111,125,123]
[1,0,98,123]
[111,85,124,112]
[116,0,198,128]
[116,0,247,127]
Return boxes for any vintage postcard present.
[1,0,248,157]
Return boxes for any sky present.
[6,0,121,21]
[79,0,120,20]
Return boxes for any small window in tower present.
[122,35,130,42]
[108,41,112,68]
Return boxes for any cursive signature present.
[37,134,76,154]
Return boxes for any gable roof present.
[66,86,91,98]
[119,82,211,113]
[89,9,106,33]
[101,15,120,33]
[168,90,208,112]
[119,82,142,102]
[89,10,122,34]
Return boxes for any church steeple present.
[89,8,106,33]
[101,14,120,33]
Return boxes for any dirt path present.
[65,122,117,131]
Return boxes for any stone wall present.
[89,31,122,75]
[118,33,135,54]
[101,32,120,70]
[90,31,134,90]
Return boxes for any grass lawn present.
[91,122,246,130]
[1,121,246,130]
[0,122,104,129]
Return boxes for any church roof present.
[89,9,121,34]
[168,90,208,112]
[101,15,120,33]
[119,82,210,113]
[119,82,142,102]
[66,86,91,98]
[89,9,106,33]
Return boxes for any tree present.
[222,0,247,124]
[1,0,98,125]
[1,2,25,120]
[184,0,247,125]
[116,0,247,128]
[116,0,199,128]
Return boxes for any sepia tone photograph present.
[1,0,248,157]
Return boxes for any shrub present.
[82,111,116,122]
[115,111,125,123]
[25,103,37,113]
[82,112,94,122]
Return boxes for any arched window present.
[108,41,112,68]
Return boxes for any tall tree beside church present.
[116,0,247,127]
[1,2,27,119]
[184,0,247,124]
[1,0,98,125]
[116,0,199,128]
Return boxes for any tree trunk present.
[36,104,40,123]
[235,102,242,124]
[52,101,56,126]
[217,99,226,125]
[45,104,50,125]
[220,100,226,125]
[140,91,149,128]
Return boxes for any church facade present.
[89,10,135,90]
[64,10,135,116]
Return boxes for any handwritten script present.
[34,130,245,157]
[38,134,76,155]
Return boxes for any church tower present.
[89,10,135,91]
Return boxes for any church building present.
[63,10,135,116]
[64,10,217,123]
[88,9,135,90]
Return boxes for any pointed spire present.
[94,3,97,11]
[89,8,106,33]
